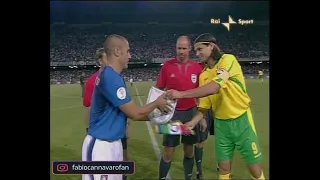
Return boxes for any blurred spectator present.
[50,23,269,84]
[50,23,269,63]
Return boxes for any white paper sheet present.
[146,86,177,124]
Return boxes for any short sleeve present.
[97,69,131,107]
[198,71,212,109]
[213,55,237,88]
[198,96,211,110]
[83,80,94,107]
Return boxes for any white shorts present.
[82,135,123,180]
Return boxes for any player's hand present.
[155,94,173,112]
[158,106,171,114]
[166,89,183,100]
[200,118,207,132]
[184,120,197,130]
[216,68,230,81]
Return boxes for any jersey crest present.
[191,74,197,84]
[95,77,100,86]
[116,87,126,100]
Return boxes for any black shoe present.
[196,171,203,180]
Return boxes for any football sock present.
[183,156,194,180]
[194,146,203,173]
[251,171,265,180]
[159,157,171,180]
[219,173,231,180]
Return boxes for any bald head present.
[103,34,128,57]
[176,36,191,46]
[176,35,191,61]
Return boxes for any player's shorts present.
[195,110,214,143]
[163,107,199,147]
[208,109,215,136]
[215,108,262,164]
[82,135,123,180]
[258,75,262,79]
[121,137,127,150]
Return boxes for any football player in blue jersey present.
[82,35,171,180]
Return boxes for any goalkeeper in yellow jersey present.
[166,33,265,180]
[258,70,264,83]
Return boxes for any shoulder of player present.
[217,54,238,66]
[160,59,176,70]
[100,67,123,81]
[163,58,177,65]
[187,59,200,65]
[187,60,203,71]
[221,54,237,62]
[89,71,99,79]
[200,66,210,76]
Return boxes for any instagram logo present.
[56,164,68,172]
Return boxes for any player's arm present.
[188,70,210,125]
[83,81,93,131]
[186,97,211,128]
[99,71,169,121]
[120,101,165,121]
[179,56,237,99]
[156,64,167,90]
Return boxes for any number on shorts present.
[251,142,259,154]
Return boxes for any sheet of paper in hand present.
[154,121,195,135]
[146,86,177,124]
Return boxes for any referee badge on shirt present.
[191,74,197,84]
[101,175,108,180]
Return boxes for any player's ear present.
[98,58,102,66]
[114,47,121,57]
[209,43,214,51]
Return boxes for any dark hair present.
[194,33,224,61]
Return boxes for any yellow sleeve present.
[198,72,212,109]
[213,55,237,88]
[199,72,205,87]
[198,97,211,110]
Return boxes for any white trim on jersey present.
[82,135,123,180]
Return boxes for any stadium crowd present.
[50,24,269,63]
[50,23,269,84]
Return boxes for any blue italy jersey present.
[88,66,131,141]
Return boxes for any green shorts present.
[215,109,262,164]
[258,75,263,79]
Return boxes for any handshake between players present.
[158,90,203,131]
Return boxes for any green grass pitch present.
[50,79,269,180]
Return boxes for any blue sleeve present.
[97,69,131,107]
